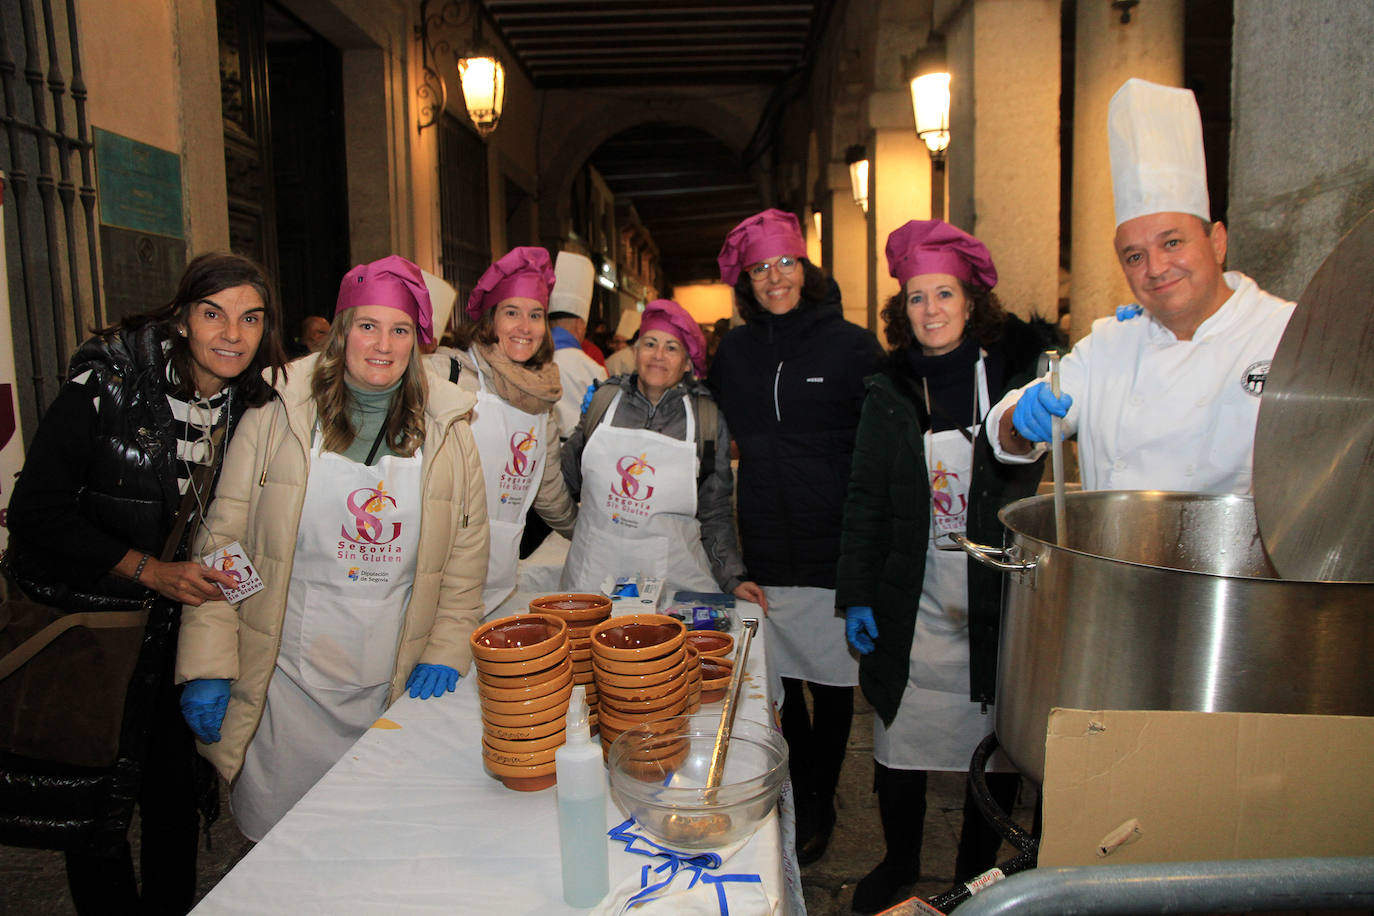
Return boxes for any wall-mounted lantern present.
[845,145,870,214]
[416,0,506,138]
[910,40,951,163]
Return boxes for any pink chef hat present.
[465,247,557,320]
[884,220,998,290]
[717,209,807,286]
[335,255,434,345]
[639,299,708,377]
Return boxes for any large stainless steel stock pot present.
[954,490,1374,785]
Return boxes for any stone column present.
[1229,1,1374,301]
[962,0,1061,323]
[826,162,871,330]
[1070,0,1182,340]
[869,91,932,333]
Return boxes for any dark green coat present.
[835,318,1051,725]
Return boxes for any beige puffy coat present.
[176,354,488,782]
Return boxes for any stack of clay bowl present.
[683,645,703,713]
[698,656,735,705]
[470,613,572,791]
[590,614,689,757]
[527,593,612,731]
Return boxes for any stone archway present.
[536,89,767,255]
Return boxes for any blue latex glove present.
[180,678,230,743]
[1011,381,1073,444]
[579,382,598,416]
[406,663,459,699]
[845,606,878,655]
[1116,304,1143,321]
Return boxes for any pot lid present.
[1253,209,1374,581]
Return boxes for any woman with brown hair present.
[175,255,488,841]
[837,220,1054,912]
[707,208,884,865]
[446,246,576,615]
[3,252,287,912]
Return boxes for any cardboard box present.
[1038,708,1374,868]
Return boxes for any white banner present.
[0,172,28,551]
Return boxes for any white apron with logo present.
[874,356,1007,771]
[560,389,716,594]
[468,357,549,614]
[232,432,423,840]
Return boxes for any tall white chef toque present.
[1108,78,1211,227]
[421,269,458,341]
[548,251,595,320]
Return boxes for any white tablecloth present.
[194,540,802,915]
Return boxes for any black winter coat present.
[2,322,244,852]
[707,281,883,588]
[835,317,1053,724]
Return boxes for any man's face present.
[1114,212,1229,339]
[303,316,330,352]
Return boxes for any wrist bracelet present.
[133,554,150,582]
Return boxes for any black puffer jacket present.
[8,323,242,609]
[707,281,883,588]
[2,322,243,851]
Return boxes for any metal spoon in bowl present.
[659,617,757,844]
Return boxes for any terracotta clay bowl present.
[593,653,688,689]
[476,654,572,691]
[596,671,688,706]
[474,639,570,678]
[479,678,574,718]
[590,614,686,662]
[482,755,557,792]
[482,737,559,768]
[482,728,568,755]
[699,656,734,688]
[477,664,573,704]
[700,685,728,705]
[592,646,687,678]
[529,592,613,625]
[480,698,568,730]
[481,713,568,742]
[570,646,593,663]
[684,631,734,659]
[617,740,691,782]
[470,614,568,664]
[599,688,689,722]
[686,691,701,714]
[596,698,688,735]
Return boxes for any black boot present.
[796,792,836,866]
[851,765,926,914]
[953,770,1020,882]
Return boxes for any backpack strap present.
[694,395,718,488]
[581,382,619,438]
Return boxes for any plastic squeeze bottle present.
[556,685,609,907]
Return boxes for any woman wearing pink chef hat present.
[559,298,762,602]
[835,221,1057,912]
[175,255,489,840]
[708,208,883,865]
[445,247,577,616]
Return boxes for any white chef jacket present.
[553,345,607,439]
[987,272,1294,493]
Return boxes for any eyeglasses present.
[747,256,799,279]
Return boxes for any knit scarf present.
[474,342,562,414]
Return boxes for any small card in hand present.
[202,541,266,603]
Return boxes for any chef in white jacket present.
[989,78,1294,494]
